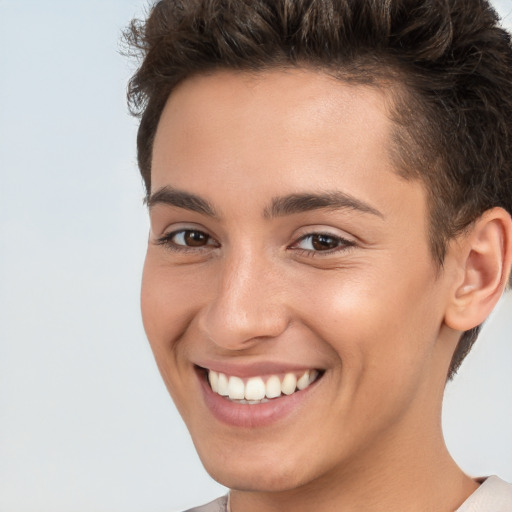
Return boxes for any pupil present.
[185,231,207,246]
[312,234,338,251]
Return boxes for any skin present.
[141,68,503,511]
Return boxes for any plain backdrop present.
[0,1,511,511]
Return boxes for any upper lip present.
[194,360,322,378]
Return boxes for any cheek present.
[140,255,203,355]
[295,265,442,385]
[140,256,206,414]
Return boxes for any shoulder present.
[182,495,228,512]
[456,476,512,512]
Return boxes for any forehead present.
[151,68,425,229]
[153,69,395,182]
[161,67,392,124]
[158,68,392,133]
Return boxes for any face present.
[142,69,457,494]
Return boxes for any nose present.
[198,248,289,351]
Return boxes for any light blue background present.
[0,1,511,511]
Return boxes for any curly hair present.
[124,0,512,379]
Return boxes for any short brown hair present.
[125,0,512,379]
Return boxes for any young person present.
[125,0,512,510]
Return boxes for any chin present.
[196,441,316,492]
[205,460,310,493]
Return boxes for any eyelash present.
[156,229,355,257]
[291,233,356,257]
[156,229,219,253]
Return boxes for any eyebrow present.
[264,191,384,219]
[147,186,383,220]
[146,186,218,217]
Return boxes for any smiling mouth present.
[203,368,323,404]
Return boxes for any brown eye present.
[182,230,209,247]
[162,229,216,248]
[293,232,354,254]
[310,234,340,251]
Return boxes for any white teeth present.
[207,369,320,402]
[281,373,297,395]
[217,372,229,396]
[296,370,310,390]
[208,370,219,393]
[245,377,266,400]
[228,376,245,400]
[265,375,282,399]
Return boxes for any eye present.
[173,230,210,247]
[157,229,219,250]
[293,233,355,253]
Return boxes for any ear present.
[444,207,512,332]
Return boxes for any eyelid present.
[153,221,216,240]
[155,226,220,251]
[289,229,356,256]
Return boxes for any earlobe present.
[445,208,512,332]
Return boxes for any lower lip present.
[197,370,321,428]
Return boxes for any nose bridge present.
[200,243,288,350]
